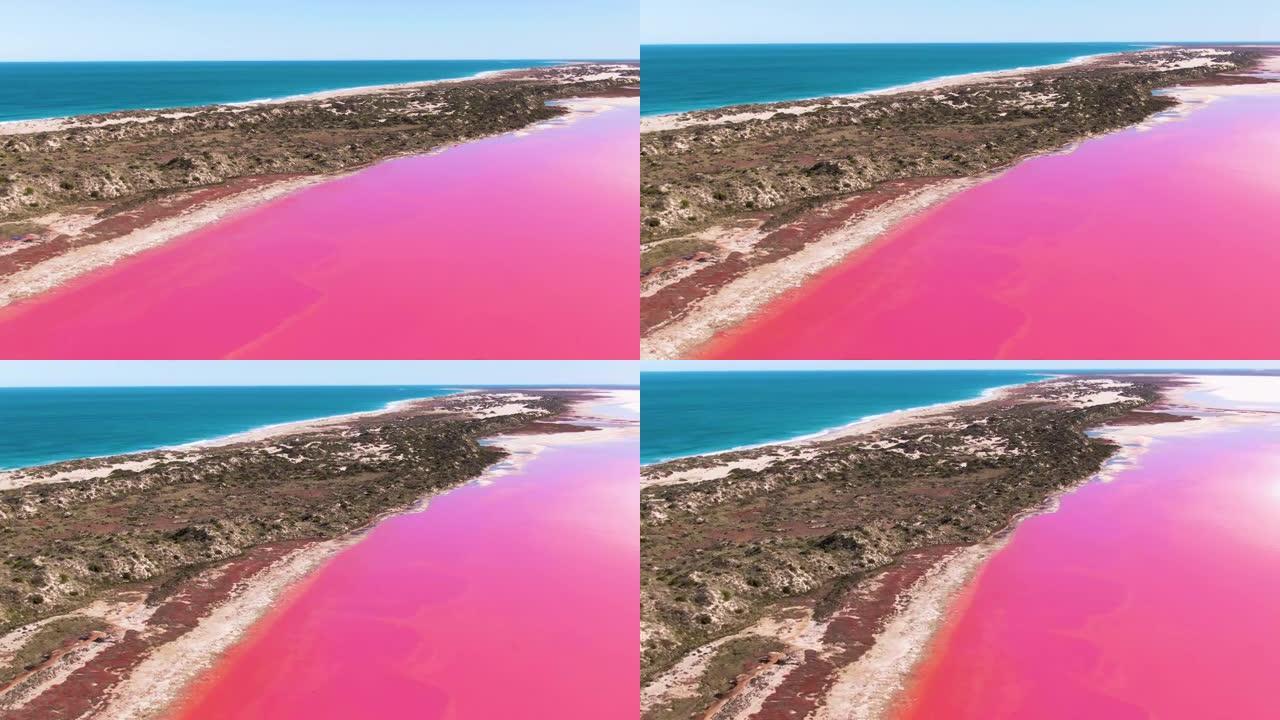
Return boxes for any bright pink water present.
[700,95,1280,359]
[0,104,638,359]
[895,422,1280,718]
[171,435,638,720]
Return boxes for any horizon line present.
[641,40,1278,46]
[641,361,1280,373]
[0,383,641,388]
[639,369,1273,374]
[0,56,639,64]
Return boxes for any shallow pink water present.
[896,422,1280,718]
[0,104,638,359]
[171,434,638,719]
[701,95,1280,359]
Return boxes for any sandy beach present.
[0,64,524,137]
[641,374,1072,488]
[0,391,455,491]
[0,387,613,492]
[0,174,330,309]
[0,62,639,137]
[643,375,1161,496]
[641,177,982,359]
[638,47,1259,133]
[89,535,360,720]
[639,49,1137,133]
[482,389,640,477]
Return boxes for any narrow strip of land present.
[640,47,1277,358]
[0,63,638,306]
[0,388,618,718]
[641,376,1195,720]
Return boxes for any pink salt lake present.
[894,412,1280,718]
[699,93,1280,359]
[171,419,638,719]
[0,102,638,358]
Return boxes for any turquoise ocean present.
[640,43,1150,116]
[0,60,561,122]
[640,370,1046,464]
[0,385,456,470]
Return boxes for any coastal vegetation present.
[0,63,637,229]
[641,48,1260,254]
[0,390,585,714]
[641,377,1178,718]
[639,48,1272,355]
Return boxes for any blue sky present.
[643,361,1280,373]
[643,0,1280,44]
[5,1,635,61]
[0,361,638,387]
